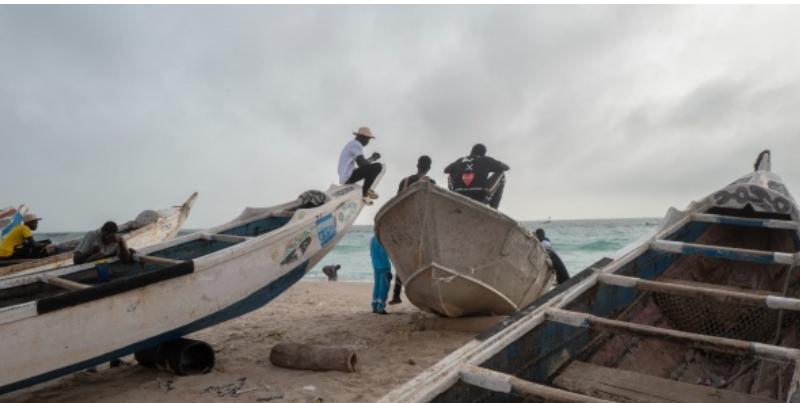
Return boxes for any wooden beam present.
[458,364,614,403]
[39,275,90,291]
[693,213,799,231]
[651,240,796,265]
[545,308,799,362]
[598,273,800,311]
[553,361,779,403]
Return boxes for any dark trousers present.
[486,173,506,209]
[392,278,403,300]
[450,173,506,209]
[346,163,384,196]
[7,242,50,259]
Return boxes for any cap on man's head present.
[470,144,487,157]
[23,214,41,224]
[353,127,375,139]
[101,221,119,234]
[417,155,432,169]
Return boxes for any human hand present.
[370,152,381,161]
[386,271,393,281]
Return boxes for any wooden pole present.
[270,343,359,372]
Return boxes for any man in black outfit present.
[444,144,509,209]
[389,155,436,305]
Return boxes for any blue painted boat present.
[0,205,26,240]
[0,184,369,394]
[381,150,800,403]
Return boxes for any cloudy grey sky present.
[3,5,800,231]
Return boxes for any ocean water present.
[312,218,660,281]
[39,218,659,282]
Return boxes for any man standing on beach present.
[535,228,570,284]
[389,155,436,305]
[338,126,385,205]
[370,234,391,314]
[444,144,509,209]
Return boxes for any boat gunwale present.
[0,184,363,324]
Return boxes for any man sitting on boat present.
[72,221,133,264]
[444,143,509,209]
[0,214,52,260]
[338,126,384,205]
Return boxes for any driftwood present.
[416,316,508,333]
[269,343,358,372]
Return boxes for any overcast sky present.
[3,5,800,231]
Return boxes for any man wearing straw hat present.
[0,213,52,260]
[338,126,385,205]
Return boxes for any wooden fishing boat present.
[380,150,800,403]
[374,180,555,317]
[0,184,369,394]
[0,205,27,239]
[0,192,199,278]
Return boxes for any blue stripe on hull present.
[714,217,766,227]
[1,260,310,395]
[681,245,776,264]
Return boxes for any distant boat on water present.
[543,216,551,224]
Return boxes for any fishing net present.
[654,292,783,343]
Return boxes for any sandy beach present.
[0,281,476,403]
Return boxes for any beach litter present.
[256,393,284,402]
[202,377,247,397]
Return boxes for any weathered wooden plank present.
[693,213,800,230]
[598,274,800,311]
[458,364,613,403]
[554,361,779,403]
[546,308,798,362]
[39,275,89,291]
[651,240,795,265]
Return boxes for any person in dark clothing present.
[444,144,509,209]
[397,155,436,193]
[389,155,436,305]
[535,228,570,284]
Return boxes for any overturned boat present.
[380,150,800,403]
[0,193,199,278]
[0,184,369,394]
[375,180,555,317]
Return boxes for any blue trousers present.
[372,267,390,312]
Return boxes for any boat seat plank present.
[598,274,800,311]
[651,240,795,265]
[134,255,181,266]
[692,213,799,231]
[39,275,90,291]
[553,361,779,403]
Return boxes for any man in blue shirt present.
[370,235,392,314]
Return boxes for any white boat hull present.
[0,184,366,393]
[375,181,555,317]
